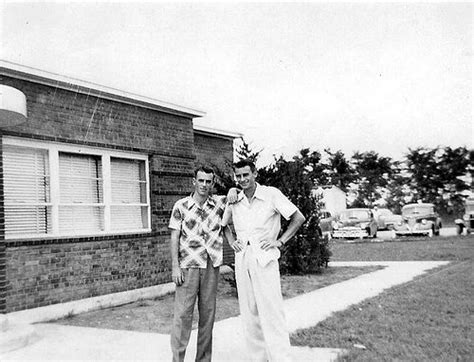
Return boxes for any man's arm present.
[225,187,240,204]
[223,224,243,252]
[221,206,243,252]
[261,210,306,250]
[221,203,232,227]
[170,229,184,286]
[278,209,305,244]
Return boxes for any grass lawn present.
[290,235,474,361]
[330,235,474,262]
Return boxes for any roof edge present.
[0,60,206,119]
[193,124,243,140]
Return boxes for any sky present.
[1,1,472,167]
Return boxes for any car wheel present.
[456,224,463,235]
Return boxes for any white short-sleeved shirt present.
[223,183,298,266]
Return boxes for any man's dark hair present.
[233,159,257,172]
[194,166,215,177]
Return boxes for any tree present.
[405,147,441,204]
[350,151,394,207]
[211,160,236,195]
[406,146,472,218]
[384,160,412,213]
[235,138,262,163]
[323,148,356,192]
[298,148,326,186]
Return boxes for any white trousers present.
[235,246,292,362]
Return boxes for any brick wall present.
[0,73,237,312]
[194,132,234,172]
[5,235,170,312]
[1,77,194,157]
[0,74,202,312]
[0,136,5,313]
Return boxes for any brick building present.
[0,62,241,313]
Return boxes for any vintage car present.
[393,203,442,237]
[454,198,474,235]
[331,208,378,239]
[317,209,336,240]
[374,208,402,230]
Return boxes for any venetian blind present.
[110,157,148,230]
[3,145,51,237]
[58,152,104,233]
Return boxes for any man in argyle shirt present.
[169,165,235,362]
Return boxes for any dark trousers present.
[170,257,220,362]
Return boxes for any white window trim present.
[3,136,152,239]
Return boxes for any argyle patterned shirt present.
[169,194,227,268]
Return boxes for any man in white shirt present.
[222,160,305,361]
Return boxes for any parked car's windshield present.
[339,210,370,220]
[379,209,393,216]
[402,205,432,216]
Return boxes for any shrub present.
[258,153,331,274]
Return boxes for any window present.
[110,157,148,231]
[3,146,51,237]
[59,152,104,234]
[2,137,150,238]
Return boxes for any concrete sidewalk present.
[1,261,449,361]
